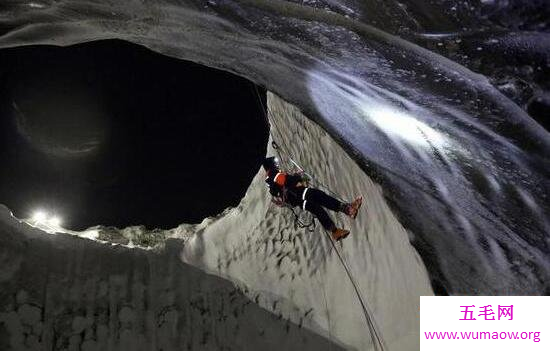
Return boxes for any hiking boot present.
[345,196,363,219]
[331,228,350,241]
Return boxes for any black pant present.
[300,188,344,232]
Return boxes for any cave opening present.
[0,39,269,231]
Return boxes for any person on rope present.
[262,156,362,241]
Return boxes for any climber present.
[263,156,362,241]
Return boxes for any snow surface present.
[182,93,433,350]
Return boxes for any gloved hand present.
[299,172,312,183]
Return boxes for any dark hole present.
[0,39,269,230]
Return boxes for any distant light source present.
[32,211,47,222]
[30,210,63,230]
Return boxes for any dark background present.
[0,39,268,230]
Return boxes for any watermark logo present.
[421,296,549,350]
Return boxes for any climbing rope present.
[252,84,386,350]
[323,228,386,351]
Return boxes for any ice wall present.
[182,93,433,350]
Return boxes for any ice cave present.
[0,1,549,350]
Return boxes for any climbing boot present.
[345,196,363,219]
[331,228,350,241]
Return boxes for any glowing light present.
[362,104,445,148]
[32,211,47,222]
[28,2,47,9]
[48,216,62,227]
[30,210,63,230]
